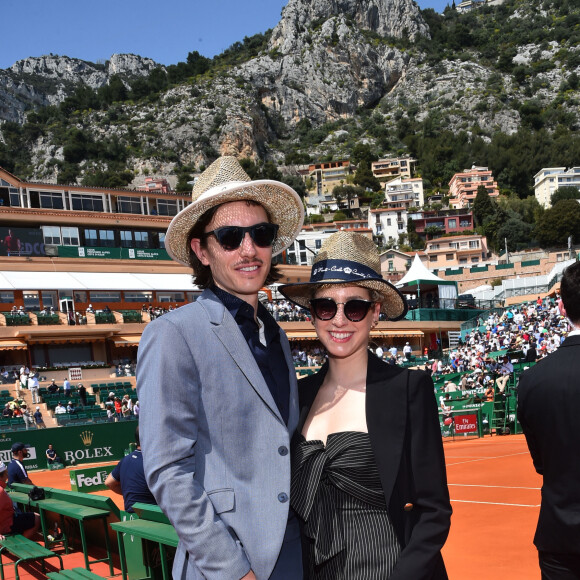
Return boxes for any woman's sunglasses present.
[309,298,375,322]
[202,223,279,251]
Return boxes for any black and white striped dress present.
[291,431,401,579]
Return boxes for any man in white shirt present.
[28,374,40,404]
[496,356,513,392]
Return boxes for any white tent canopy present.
[395,254,458,309]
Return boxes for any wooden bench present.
[47,566,105,580]
[9,484,116,575]
[111,503,178,580]
[0,534,63,580]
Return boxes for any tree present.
[332,185,357,216]
[281,175,306,198]
[353,161,381,192]
[333,211,347,221]
[186,51,211,76]
[482,205,508,253]
[424,225,444,240]
[496,213,534,251]
[472,185,495,227]
[175,170,194,193]
[350,144,378,166]
[332,185,346,212]
[535,200,580,247]
[551,186,580,206]
[98,75,128,106]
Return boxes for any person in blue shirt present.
[7,442,34,486]
[45,444,62,465]
[105,427,156,512]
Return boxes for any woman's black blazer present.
[295,351,452,580]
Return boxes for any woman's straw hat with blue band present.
[280,231,408,321]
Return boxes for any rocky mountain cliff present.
[0,54,159,123]
[0,0,579,194]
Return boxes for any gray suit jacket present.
[137,289,299,579]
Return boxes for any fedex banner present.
[454,414,478,433]
[70,466,110,491]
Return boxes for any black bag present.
[28,486,45,501]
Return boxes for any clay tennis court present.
[18,435,542,578]
[442,433,542,579]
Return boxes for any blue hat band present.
[310,259,382,283]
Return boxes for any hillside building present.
[380,248,420,282]
[383,177,424,209]
[371,156,416,181]
[412,209,474,238]
[534,166,580,209]
[424,234,489,267]
[448,166,499,208]
[368,206,422,246]
[307,160,354,195]
[136,177,174,195]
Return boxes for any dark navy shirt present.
[211,286,291,424]
[110,449,156,512]
[7,460,28,486]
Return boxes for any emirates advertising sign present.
[454,414,478,434]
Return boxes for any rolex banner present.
[0,421,136,471]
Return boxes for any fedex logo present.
[76,470,108,487]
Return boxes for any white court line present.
[446,451,529,466]
[449,483,540,490]
[451,499,540,507]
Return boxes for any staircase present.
[14,385,58,427]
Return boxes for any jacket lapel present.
[296,363,328,436]
[199,291,284,424]
[366,351,408,504]
[280,329,300,432]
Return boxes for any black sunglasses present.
[309,298,375,322]
[202,223,279,251]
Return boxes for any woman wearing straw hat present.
[280,231,451,579]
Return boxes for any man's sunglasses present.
[309,298,375,322]
[202,223,279,251]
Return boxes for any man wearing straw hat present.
[137,157,304,580]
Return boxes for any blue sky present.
[0,0,449,70]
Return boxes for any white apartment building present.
[384,177,424,208]
[534,167,580,208]
[285,230,336,266]
[368,207,422,245]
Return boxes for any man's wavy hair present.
[561,260,580,324]
[186,201,282,290]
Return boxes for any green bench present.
[9,484,117,574]
[111,503,178,580]
[0,534,63,580]
[47,567,105,580]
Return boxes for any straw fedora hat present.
[280,231,408,321]
[164,156,304,266]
